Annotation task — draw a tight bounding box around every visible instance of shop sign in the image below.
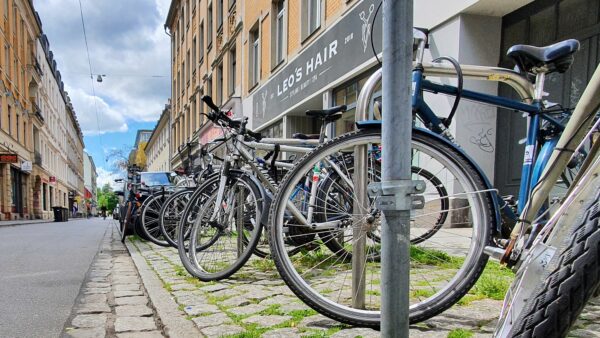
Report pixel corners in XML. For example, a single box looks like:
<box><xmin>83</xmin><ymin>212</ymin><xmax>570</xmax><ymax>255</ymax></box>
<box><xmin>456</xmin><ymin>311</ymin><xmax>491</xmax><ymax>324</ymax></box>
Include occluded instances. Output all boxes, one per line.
<box><xmin>0</xmin><ymin>153</ymin><xmax>18</xmax><ymax>163</ymax></box>
<box><xmin>21</xmin><ymin>161</ymin><xmax>32</xmax><ymax>172</ymax></box>
<box><xmin>200</xmin><ymin>125</ymin><xmax>223</xmax><ymax>144</ymax></box>
<box><xmin>49</xmin><ymin>176</ymin><xmax>56</xmax><ymax>183</ymax></box>
<box><xmin>251</xmin><ymin>0</ymin><xmax>382</xmax><ymax>128</ymax></box>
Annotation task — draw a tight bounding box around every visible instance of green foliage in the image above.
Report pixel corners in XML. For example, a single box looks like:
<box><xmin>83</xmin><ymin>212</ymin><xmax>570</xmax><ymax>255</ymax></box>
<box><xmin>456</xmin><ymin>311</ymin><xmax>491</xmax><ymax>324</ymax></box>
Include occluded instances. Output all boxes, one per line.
<box><xmin>97</xmin><ymin>183</ymin><xmax>118</xmax><ymax>212</ymax></box>
<box><xmin>447</xmin><ymin>329</ymin><xmax>474</xmax><ymax>338</ymax></box>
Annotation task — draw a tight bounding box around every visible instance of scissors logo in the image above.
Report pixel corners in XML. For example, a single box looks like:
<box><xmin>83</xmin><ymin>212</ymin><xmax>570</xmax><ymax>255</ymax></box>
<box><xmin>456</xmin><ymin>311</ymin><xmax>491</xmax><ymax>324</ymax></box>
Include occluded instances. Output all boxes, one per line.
<box><xmin>359</xmin><ymin>4</ymin><xmax>375</xmax><ymax>53</ymax></box>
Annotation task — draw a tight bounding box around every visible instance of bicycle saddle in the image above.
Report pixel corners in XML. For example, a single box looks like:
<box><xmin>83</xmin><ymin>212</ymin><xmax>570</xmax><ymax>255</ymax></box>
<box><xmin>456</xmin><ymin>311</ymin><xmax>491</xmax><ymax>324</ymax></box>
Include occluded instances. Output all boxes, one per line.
<box><xmin>292</xmin><ymin>133</ymin><xmax>320</xmax><ymax>140</ymax></box>
<box><xmin>305</xmin><ymin>105</ymin><xmax>347</xmax><ymax>121</ymax></box>
<box><xmin>507</xmin><ymin>39</ymin><xmax>579</xmax><ymax>74</ymax></box>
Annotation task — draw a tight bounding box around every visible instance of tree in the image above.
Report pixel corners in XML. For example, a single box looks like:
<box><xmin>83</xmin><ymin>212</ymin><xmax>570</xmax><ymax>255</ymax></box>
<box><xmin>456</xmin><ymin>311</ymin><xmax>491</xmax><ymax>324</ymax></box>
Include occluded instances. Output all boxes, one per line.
<box><xmin>134</xmin><ymin>141</ymin><xmax>147</xmax><ymax>170</ymax></box>
<box><xmin>97</xmin><ymin>183</ymin><xmax>118</xmax><ymax>212</ymax></box>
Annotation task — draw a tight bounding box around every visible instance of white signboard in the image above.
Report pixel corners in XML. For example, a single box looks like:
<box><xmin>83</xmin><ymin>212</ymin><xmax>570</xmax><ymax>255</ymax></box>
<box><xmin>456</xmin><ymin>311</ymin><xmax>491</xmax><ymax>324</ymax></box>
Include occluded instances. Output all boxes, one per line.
<box><xmin>21</xmin><ymin>161</ymin><xmax>32</xmax><ymax>172</ymax></box>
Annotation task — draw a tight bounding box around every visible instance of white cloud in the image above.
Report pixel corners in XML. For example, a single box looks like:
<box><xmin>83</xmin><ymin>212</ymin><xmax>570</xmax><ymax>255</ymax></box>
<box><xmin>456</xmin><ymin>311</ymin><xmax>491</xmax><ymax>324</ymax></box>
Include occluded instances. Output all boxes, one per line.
<box><xmin>96</xmin><ymin>167</ymin><xmax>125</xmax><ymax>191</ymax></box>
<box><xmin>34</xmin><ymin>0</ymin><xmax>172</xmax><ymax>132</ymax></box>
<box><xmin>67</xmin><ymin>87</ymin><xmax>128</xmax><ymax>135</ymax></box>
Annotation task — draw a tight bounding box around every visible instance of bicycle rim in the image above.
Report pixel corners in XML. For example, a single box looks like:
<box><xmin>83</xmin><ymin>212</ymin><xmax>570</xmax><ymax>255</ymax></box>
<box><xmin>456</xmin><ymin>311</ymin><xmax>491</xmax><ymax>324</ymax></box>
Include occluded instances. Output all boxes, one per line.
<box><xmin>269</xmin><ymin>129</ymin><xmax>493</xmax><ymax>327</ymax></box>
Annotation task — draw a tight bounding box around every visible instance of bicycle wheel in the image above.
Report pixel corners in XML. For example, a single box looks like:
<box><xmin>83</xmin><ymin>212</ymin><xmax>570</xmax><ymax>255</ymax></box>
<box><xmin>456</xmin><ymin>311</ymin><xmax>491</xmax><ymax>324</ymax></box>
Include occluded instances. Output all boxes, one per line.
<box><xmin>269</xmin><ymin>128</ymin><xmax>495</xmax><ymax>327</ymax></box>
<box><xmin>159</xmin><ymin>188</ymin><xmax>194</xmax><ymax>248</ymax></box>
<box><xmin>139</xmin><ymin>191</ymin><xmax>171</xmax><ymax>247</ymax></box>
<box><xmin>179</xmin><ymin>171</ymin><xmax>264</xmax><ymax>281</ymax></box>
<box><xmin>317</xmin><ymin>164</ymin><xmax>450</xmax><ymax>259</ymax></box>
<box><xmin>494</xmin><ymin>165</ymin><xmax>600</xmax><ymax>337</ymax></box>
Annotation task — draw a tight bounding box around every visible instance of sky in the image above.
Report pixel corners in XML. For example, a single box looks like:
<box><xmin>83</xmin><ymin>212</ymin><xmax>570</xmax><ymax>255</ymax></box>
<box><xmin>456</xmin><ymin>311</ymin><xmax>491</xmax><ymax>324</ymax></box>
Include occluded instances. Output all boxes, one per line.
<box><xmin>34</xmin><ymin>0</ymin><xmax>172</xmax><ymax>189</ymax></box>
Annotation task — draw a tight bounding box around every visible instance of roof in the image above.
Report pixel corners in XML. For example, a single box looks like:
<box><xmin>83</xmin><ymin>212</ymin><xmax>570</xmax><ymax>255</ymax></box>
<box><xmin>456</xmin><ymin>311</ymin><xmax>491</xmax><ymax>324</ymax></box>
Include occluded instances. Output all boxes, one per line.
<box><xmin>165</xmin><ymin>0</ymin><xmax>180</xmax><ymax>29</ymax></box>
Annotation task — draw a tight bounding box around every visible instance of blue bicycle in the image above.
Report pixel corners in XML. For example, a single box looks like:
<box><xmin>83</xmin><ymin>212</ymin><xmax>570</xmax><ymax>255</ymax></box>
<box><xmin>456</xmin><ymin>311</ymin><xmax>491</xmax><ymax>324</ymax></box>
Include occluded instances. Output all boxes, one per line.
<box><xmin>268</xmin><ymin>28</ymin><xmax>589</xmax><ymax>328</ymax></box>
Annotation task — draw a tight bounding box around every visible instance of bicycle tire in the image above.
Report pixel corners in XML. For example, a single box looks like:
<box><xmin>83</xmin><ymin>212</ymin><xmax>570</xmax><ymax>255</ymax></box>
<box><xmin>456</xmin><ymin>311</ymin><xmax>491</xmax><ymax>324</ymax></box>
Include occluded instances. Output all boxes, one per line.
<box><xmin>269</xmin><ymin>128</ymin><xmax>495</xmax><ymax>328</ymax></box>
<box><xmin>495</xmin><ymin>169</ymin><xmax>600</xmax><ymax>337</ymax></box>
<box><xmin>139</xmin><ymin>191</ymin><xmax>171</xmax><ymax>247</ymax></box>
<box><xmin>178</xmin><ymin>171</ymin><xmax>265</xmax><ymax>281</ymax></box>
<box><xmin>159</xmin><ymin>188</ymin><xmax>195</xmax><ymax>248</ymax></box>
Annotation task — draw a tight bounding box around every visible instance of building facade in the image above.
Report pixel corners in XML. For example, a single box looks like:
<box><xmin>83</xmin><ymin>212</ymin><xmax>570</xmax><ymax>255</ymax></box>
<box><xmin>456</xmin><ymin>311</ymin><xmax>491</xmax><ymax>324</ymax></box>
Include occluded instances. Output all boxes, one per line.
<box><xmin>165</xmin><ymin>0</ymin><xmax>599</xmax><ymax>197</ymax></box>
<box><xmin>146</xmin><ymin>104</ymin><xmax>171</xmax><ymax>172</ymax></box>
<box><xmin>0</xmin><ymin>0</ymin><xmax>41</xmax><ymax>220</ymax></box>
<box><xmin>128</xmin><ymin>129</ymin><xmax>153</xmax><ymax>170</ymax></box>
<box><xmin>165</xmin><ymin>0</ymin><xmax>243</xmax><ymax>170</ymax></box>
<box><xmin>83</xmin><ymin>152</ymin><xmax>97</xmax><ymax>216</ymax></box>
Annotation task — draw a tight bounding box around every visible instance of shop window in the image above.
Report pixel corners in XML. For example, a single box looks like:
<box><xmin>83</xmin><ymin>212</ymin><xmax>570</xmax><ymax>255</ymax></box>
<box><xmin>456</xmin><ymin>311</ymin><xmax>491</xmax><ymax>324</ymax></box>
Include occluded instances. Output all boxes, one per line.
<box><xmin>272</xmin><ymin>0</ymin><xmax>286</xmax><ymax>68</ymax></box>
<box><xmin>301</xmin><ymin>0</ymin><xmax>321</xmax><ymax>41</ymax></box>
<box><xmin>332</xmin><ymin>71</ymin><xmax>381</xmax><ymax>136</ymax></box>
<box><xmin>42</xmin><ymin>183</ymin><xmax>47</xmax><ymax>211</ymax></box>
<box><xmin>262</xmin><ymin>121</ymin><xmax>283</xmax><ymax>138</ymax></box>
<box><xmin>249</xmin><ymin>24</ymin><xmax>260</xmax><ymax>88</ymax></box>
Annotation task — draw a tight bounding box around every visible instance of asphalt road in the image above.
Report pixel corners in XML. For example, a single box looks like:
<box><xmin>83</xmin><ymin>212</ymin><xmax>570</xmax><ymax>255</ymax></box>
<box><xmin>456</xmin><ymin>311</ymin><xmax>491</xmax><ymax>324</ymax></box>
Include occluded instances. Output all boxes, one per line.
<box><xmin>0</xmin><ymin>218</ymin><xmax>109</xmax><ymax>338</ymax></box>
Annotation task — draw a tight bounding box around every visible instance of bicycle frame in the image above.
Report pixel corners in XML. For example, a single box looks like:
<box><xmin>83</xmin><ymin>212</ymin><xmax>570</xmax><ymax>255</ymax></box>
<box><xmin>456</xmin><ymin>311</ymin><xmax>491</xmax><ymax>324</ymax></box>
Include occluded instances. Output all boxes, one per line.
<box><xmin>412</xmin><ymin>68</ymin><xmax>563</xmax><ymax>215</ymax></box>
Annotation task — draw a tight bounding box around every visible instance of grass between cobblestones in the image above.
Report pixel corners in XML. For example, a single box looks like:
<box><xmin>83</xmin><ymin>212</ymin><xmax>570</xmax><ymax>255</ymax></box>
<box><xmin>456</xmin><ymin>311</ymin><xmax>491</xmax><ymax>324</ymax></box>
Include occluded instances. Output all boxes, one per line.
<box><xmin>130</xmin><ymin>237</ymin><xmax>513</xmax><ymax>337</ymax></box>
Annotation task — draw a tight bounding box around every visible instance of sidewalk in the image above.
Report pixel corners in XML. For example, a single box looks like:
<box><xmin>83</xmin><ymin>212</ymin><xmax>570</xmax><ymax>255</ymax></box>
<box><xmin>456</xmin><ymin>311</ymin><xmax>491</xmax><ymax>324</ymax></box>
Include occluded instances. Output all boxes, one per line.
<box><xmin>0</xmin><ymin>218</ymin><xmax>53</xmax><ymax>227</ymax></box>
<box><xmin>61</xmin><ymin>223</ymin><xmax>199</xmax><ymax>338</ymax></box>
<box><xmin>127</xmin><ymin>238</ymin><xmax>504</xmax><ymax>338</ymax></box>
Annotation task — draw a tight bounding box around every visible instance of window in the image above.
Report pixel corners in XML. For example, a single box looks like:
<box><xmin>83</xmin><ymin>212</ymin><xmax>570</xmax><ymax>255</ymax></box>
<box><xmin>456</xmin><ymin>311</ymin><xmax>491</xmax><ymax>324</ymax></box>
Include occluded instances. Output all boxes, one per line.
<box><xmin>229</xmin><ymin>48</ymin><xmax>236</xmax><ymax>95</ymax></box>
<box><xmin>15</xmin><ymin>114</ymin><xmax>19</xmax><ymax>141</ymax></box>
<box><xmin>249</xmin><ymin>26</ymin><xmax>260</xmax><ymax>87</ymax></box>
<box><xmin>207</xmin><ymin>75</ymin><xmax>213</xmax><ymax>100</ymax></box>
<box><xmin>180</xmin><ymin>9</ymin><xmax>184</xmax><ymax>41</ymax></box>
<box><xmin>192</xmin><ymin>37</ymin><xmax>196</xmax><ymax>68</ymax></box>
<box><xmin>217</xmin><ymin>0</ymin><xmax>223</xmax><ymax>32</ymax></box>
<box><xmin>5</xmin><ymin>45</ymin><xmax>10</xmax><ymax>77</ymax></box>
<box><xmin>229</xmin><ymin>0</ymin><xmax>236</xmax><ymax>10</ymax></box>
<box><xmin>7</xmin><ymin>105</ymin><xmax>11</xmax><ymax>135</ymax></box>
<box><xmin>3</xmin><ymin>0</ymin><xmax>7</xmax><ymax>17</ymax></box>
<box><xmin>186</xmin><ymin>50</ymin><xmax>190</xmax><ymax>86</ymax></box>
<box><xmin>191</xmin><ymin>97</ymin><xmax>196</xmax><ymax>133</ymax></box>
<box><xmin>207</xmin><ymin>3</ymin><xmax>213</xmax><ymax>48</ymax></box>
<box><xmin>216</xmin><ymin>63</ymin><xmax>223</xmax><ymax>105</ymax></box>
<box><xmin>302</xmin><ymin>0</ymin><xmax>321</xmax><ymax>40</ymax></box>
<box><xmin>199</xmin><ymin>22</ymin><xmax>205</xmax><ymax>63</ymax></box>
<box><xmin>273</xmin><ymin>0</ymin><xmax>286</xmax><ymax>66</ymax></box>
<box><xmin>199</xmin><ymin>88</ymin><xmax>205</xmax><ymax>125</ymax></box>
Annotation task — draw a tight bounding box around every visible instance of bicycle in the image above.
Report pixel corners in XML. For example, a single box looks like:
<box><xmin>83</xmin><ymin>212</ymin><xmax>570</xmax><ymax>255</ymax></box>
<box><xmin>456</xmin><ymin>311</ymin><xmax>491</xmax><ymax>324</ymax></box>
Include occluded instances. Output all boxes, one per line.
<box><xmin>158</xmin><ymin>141</ymin><xmax>222</xmax><ymax>249</ymax></box>
<box><xmin>176</xmin><ymin>95</ymin><xmax>325</xmax><ymax>281</ymax></box>
<box><xmin>268</xmin><ymin>28</ymin><xmax>594</xmax><ymax>328</ymax></box>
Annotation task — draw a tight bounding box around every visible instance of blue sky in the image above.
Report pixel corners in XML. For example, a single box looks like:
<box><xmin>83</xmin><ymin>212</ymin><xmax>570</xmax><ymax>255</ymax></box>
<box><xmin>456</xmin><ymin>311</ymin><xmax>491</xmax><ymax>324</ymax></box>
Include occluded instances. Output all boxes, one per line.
<box><xmin>34</xmin><ymin>0</ymin><xmax>171</xmax><ymax>187</ymax></box>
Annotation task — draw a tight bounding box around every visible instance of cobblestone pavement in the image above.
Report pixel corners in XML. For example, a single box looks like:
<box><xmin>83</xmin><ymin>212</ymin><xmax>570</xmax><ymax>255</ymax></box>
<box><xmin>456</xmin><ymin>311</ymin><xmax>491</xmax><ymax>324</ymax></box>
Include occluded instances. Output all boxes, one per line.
<box><xmin>130</xmin><ymin>238</ymin><xmax>507</xmax><ymax>338</ymax></box>
<box><xmin>61</xmin><ymin>225</ymin><xmax>165</xmax><ymax>338</ymax></box>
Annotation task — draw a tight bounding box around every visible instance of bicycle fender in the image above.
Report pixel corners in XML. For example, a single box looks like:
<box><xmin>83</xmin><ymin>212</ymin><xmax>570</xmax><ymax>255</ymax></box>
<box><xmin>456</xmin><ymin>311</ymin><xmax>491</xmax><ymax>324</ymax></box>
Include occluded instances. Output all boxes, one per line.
<box><xmin>355</xmin><ymin>120</ymin><xmax>502</xmax><ymax>232</ymax></box>
<box><xmin>229</xmin><ymin>169</ymin><xmax>272</xmax><ymax>227</ymax></box>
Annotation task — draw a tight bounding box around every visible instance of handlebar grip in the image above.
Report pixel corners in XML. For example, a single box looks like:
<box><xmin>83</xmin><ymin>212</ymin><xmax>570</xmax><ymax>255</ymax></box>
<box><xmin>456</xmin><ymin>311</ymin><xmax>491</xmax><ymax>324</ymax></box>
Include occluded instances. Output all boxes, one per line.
<box><xmin>201</xmin><ymin>95</ymin><xmax>220</xmax><ymax>112</ymax></box>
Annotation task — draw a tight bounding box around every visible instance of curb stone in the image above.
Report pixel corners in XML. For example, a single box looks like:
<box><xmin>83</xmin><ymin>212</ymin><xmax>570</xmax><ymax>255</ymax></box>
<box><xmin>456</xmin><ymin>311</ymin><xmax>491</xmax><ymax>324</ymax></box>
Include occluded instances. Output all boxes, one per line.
<box><xmin>125</xmin><ymin>240</ymin><xmax>202</xmax><ymax>338</ymax></box>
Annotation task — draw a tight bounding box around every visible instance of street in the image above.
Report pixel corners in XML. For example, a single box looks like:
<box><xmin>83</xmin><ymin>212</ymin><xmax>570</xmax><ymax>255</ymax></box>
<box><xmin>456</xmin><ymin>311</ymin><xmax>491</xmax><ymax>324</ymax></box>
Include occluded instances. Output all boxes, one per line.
<box><xmin>0</xmin><ymin>218</ymin><xmax>109</xmax><ymax>338</ymax></box>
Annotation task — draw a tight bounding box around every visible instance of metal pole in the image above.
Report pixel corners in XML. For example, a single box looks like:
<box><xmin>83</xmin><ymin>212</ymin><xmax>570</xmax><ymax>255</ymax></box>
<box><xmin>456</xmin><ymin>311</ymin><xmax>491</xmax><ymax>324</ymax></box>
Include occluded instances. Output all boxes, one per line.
<box><xmin>381</xmin><ymin>0</ymin><xmax>413</xmax><ymax>336</ymax></box>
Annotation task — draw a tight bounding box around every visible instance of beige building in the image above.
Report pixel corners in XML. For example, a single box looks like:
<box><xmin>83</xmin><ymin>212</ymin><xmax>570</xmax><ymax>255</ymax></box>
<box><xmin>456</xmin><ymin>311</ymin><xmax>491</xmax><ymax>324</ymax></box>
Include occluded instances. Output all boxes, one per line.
<box><xmin>165</xmin><ymin>0</ymin><xmax>243</xmax><ymax>169</ymax></box>
<box><xmin>31</xmin><ymin>35</ymin><xmax>83</xmax><ymax>219</ymax></box>
<box><xmin>146</xmin><ymin>104</ymin><xmax>171</xmax><ymax>172</ymax></box>
<box><xmin>0</xmin><ymin>0</ymin><xmax>41</xmax><ymax>220</ymax></box>
<box><xmin>165</xmin><ymin>0</ymin><xmax>600</xmax><ymax>198</ymax></box>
